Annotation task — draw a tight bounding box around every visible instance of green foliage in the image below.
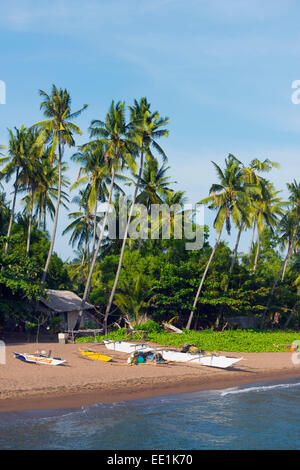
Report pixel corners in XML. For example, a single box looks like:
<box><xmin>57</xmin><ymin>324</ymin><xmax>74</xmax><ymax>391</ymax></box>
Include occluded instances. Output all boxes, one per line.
<box><xmin>134</xmin><ymin>320</ymin><xmax>163</xmax><ymax>333</ymax></box>
<box><xmin>0</xmin><ymin>234</ymin><xmax>46</xmax><ymax>325</ymax></box>
<box><xmin>75</xmin><ymin>327</ymin><xmax>300</xmax><ymax>352</ymax></box>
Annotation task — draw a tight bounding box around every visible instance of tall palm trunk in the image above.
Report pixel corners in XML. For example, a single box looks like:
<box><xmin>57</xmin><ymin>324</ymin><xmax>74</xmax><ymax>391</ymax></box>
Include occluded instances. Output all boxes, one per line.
<box><xmin>246</xmin><ymin>217</ymin><xmax>256</xmax><ymax>266</ymax></box>
<box><xmin>37</xmin><ymin>205</ymin><xmax>41</xmax><ymax>230</ymax></box>
<box><xmin>4</xmin><ymin>167</ymin><xmax>19</xmax><ymax>254</ymax></box>
<box><xmin>253</xmin><ymin>226</ymin><xmax>260</xmax><ymax>271</ymax></box>
<box><xmin>186</xmin><ymin>223</ymin><xmax>224</xmax><ymax>330</ymax></box>
<box><xmin>41</xmin><ymin>139</ymin><xmax>62</xmax><ymax>284</ymax></box>
<box><xmin>26</xmin><ymin>187</ymin><xmax>35</xmax><ymax>255</ymax></box>
<box><xmin>225</xmin><ymin>222</ymin><xmax>243</xmax><ymax>292</ymax></box>
<box><xmin>103</xmin><ymin>152</ymin><xmax>144</xmax><ymax>333</ymax></box>
<box><xmin>78</xmin><ymin>234</ymin><xmax>89</xmax><ymax>293</ymax></box>
<box><xmin>284</xmin><ymin>301</ymin><xmax>298</xmax><ymax>329</ymax></box>
<box><xmin>43</xmin><ymin>200</ymin><xmax>47</xmax><ymax>232</ymax></box>
<box><xmin>91</xmin><ymin>201</ymin><xmax>98</xmax><ymax>258</ymax></box>
<box><xmin>281</xmin><ymin>240</ymin><xmax>292</xmax><ymax>281</ymax></box>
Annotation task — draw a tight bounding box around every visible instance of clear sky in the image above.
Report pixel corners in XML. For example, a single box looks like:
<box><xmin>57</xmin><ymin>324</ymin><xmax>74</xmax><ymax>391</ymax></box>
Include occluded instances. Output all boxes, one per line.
<box><xmin>0</xmin><ymin>0</ymin><xmax>299</xmax><ymax>260</ymax></box>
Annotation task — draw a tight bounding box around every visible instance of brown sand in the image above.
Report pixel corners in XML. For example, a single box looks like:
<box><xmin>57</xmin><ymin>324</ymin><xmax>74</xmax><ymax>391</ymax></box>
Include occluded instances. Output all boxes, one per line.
<box><xmin>1</xmin><ymin>341</ymin><xmax>300</xmax><ymax>413</ymax></box>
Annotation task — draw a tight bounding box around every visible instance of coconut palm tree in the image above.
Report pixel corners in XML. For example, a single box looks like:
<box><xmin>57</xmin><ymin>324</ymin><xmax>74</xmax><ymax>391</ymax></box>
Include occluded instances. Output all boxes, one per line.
<box><xmin>223</xmin><ymin>155</ymin><xmax>274</xmax><ymax>291</ymax></box>
<box><xmin>75</xmin><ymin>100</ymin><xmax>137</xmax><ymax>329</ymax></box>
<box><xmin>262</xmin><ymin>180</ymin><xmax>300</xmax><ymax>321</ymax></box>
<box><xmin>16</xmin><ymin>128</ymin><xmax>45</xmax><ymax>254</ymax></box>
<box><xmin>186</xmin><ymin>155</ymin><xmax>249</xmax><ymax>330</ymax></box>
<box><xmin>136</xmin><ymin>158</ymin><xmax>174</xmax><ymax>209</ymax></box>
<box><xmin>241</xmin><ymin>158</ymin><xmax>280</xmax><ymax>265</ymax></box>
<box><xmin>0</xmin><ymin>145</ymin><xmax>7</xmax><ymax>182</ymax></box>
<box><xmin>71</xmin><ymin>141</ymin><xmax>126</xmax><ymax>258</ymax></box>
<box><xmin>278</xmin><ymin>211</ymin><xmax>299</xmax><ymax>281</ymax></box>
<box><xmin>1</xmin><ymin>126</ymin><xmax>28</xmax><ymax>254</ymax></box>
<box><xmin>32</xmin><ymin>84</ymin><xmax>87</xmax><ymax>283</ymax></box>
<box><xmin>103</xmin><ymin>98</ymin><xmax>169</xmax><ymax>332</ymax></box>
<box><xmin>62</xmin><ymin>192</ymin><xmax>97</xmax><ymax>293</ymax></box>
<box><xmin>251</xmin><ymin>179</ymin><xmax>287</xmax><ymax>271</ymax></box>
<box><xmin>113</xmin><ymin>274</ymin><xmax>152</xmax><ymax>328</ymax></box>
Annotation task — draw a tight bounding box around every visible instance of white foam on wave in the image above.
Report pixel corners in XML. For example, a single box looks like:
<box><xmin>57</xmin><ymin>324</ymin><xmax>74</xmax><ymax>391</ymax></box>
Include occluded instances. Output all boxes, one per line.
<box><xmin>220</xmin><ymin>381</ymin><xmax>300</xmax><ymax>397</ymax></box>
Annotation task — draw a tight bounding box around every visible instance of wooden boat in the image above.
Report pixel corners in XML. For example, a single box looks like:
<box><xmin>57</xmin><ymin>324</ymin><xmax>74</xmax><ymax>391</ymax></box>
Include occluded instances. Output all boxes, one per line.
<box><xmin>14</xmin><ymin>352</ymin><xmax>66</xmax><ymax>366</ymax></box>
<box><xmin>103</xmin><ymin>339</ymin><xmax>150</xmax><ymax>354</ymax></box>
<box><xmin>78</xmin><ymin>348</ymin><xmax>113</xmax><ymax>362</ymax></box>
<box><xmin>160</xmin><ymin>350</ymin><xmax>243</xmax><ymax>369</ymax></box>
<box><xmin>103</xmin><ymin>340</ymin><xmax>242</xmax><ymax>369</ymax></box>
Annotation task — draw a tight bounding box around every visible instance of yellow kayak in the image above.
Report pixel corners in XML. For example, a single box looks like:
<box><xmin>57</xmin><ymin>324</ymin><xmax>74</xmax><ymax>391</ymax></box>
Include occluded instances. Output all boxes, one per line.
<box><xmin>78</xmin><ymin>348</ymin><xmax>113</xmax><ymax>362</ymax></box>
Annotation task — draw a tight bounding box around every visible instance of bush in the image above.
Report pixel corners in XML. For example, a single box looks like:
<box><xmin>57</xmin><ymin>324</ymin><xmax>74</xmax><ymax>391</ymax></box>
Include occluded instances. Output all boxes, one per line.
<box><xmin>134</xmin><ymin>320</ymin><xmax>162</xmax><ymax>333</ymax></box>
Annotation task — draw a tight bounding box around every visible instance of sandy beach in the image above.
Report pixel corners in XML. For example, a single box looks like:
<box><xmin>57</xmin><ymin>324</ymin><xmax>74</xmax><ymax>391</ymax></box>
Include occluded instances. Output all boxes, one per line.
<box><xmin>1</xmin><ymin>340</ymin><xmax>300</xmax><ymax>413</ymax></box>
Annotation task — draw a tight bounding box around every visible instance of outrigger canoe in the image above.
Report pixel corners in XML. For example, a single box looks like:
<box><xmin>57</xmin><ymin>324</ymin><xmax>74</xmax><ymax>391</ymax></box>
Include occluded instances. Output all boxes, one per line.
<box><xmin>78</xmin><ymin>348</ymin><xmax>113</xmax><ymax>362</ymax></box>
<box><xmin>160</xmin><ymin>350</ymin><xmax>243</xmax><ymax>369</ymax></box>
<box><xmin>14</xmin><ymin>352</ymin><xmax>66</xmax><ymax>366</ymax></box>
<box><xmin>103</xmin><ymin>340</ymin><xmax>242</xmax><ymax>369</ymax></box>
<box><xmin>103</xmin><ymin>340</ymin><xmax>150</xmax><ymax>354</ymax></box>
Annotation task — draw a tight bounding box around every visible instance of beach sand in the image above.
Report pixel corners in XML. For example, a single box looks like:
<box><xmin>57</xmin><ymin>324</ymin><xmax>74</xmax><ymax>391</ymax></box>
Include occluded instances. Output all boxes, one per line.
<box><xmin>1</xmin><ymin>341</ymin><xmax>300</xmax><ymax>413</ymax></box>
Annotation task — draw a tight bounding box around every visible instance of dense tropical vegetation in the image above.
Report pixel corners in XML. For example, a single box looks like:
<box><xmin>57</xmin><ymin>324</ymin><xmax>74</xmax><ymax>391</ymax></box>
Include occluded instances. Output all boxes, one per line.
<box><xmin>0</xmin><ymin>85</ymin><xmax>299</xmax><ymax>340</ymax></box>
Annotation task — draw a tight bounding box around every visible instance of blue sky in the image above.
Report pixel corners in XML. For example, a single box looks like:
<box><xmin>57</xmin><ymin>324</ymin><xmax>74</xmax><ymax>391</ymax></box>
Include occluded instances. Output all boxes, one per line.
<box><xmin>0</xmin><ymin>0</ymin><xmax>299</xmax><ymax>260</ymax></box>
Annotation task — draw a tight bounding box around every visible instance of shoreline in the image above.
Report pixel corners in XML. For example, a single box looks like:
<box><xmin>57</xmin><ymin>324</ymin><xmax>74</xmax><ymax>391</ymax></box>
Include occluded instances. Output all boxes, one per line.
<box><xmin>1</xmin><ymin>369</ymin><xmax>300</xmax><ymax>414</ymax></box>
<box><xmin>1</xmin><ymin>342</ymin><xmax>300</xmax><ymax>414</ymax></box>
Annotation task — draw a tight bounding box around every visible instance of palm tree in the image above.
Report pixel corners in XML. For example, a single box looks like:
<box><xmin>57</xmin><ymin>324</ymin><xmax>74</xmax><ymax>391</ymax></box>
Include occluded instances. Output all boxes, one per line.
<box><xmin>186</xmin><ymin>155</ymin><xmax>249</xmax><ymax>330</ymax></box>
<box><xmin>76</xmin><ymin>100</ymin><xmax>137</xmax><ymax>328</ymax></box>
<box><xmin>150</xmin><ymin>189</ymin><xmax>187</xmax><ymax>243</ymax></box>
<box><xmin>71</xmin><ymin>141</ymin><xmax>125</xmax><ymax>258</ymax></box>
<box><xmin>136</xmin><ymin>158</ymin><xmax>174</xmax><ymax>209</ymax></box>
<box><xmin>278</xmin><ymin>211</ymin><xmax>299</xmax><ymax>281</ymax></box>
<box><xmin>103</xmin><ymin>98</ymin><xmax>169</xmax><ymax>333</ymax></box>
<box><xmin>0</xmin><ymin>145</ymin><xmax>7</xmax><ymax>181</ymax></box>
<box><xmin>223</xmin><ymin>156</ymin><xmax>276</xmax><ymax>291</ymax></box>
<box><xmin>32</xmin><ymin>84</ymin><xmax>87</xmax><ymax>283</ymax></box>
<box><xmin>251</xmin><ymin>179</ymin><xmax>287</xmax><ymax>271</ymax></box>
<box><xmin>113</xmin><ymin>274</ymin><xmax>152</xmax><ymax>328</ymax></box>
<box><xmin>17</xmin><ymin>128</ymin><xmax>45</xmax><ymax>254</ymax></box>
<box><xmin>1</xmin><ymin>126</ymin><xmax>28</xmax><ymax>254</ymax></box>
<box><xmin>242</xmin><ymin>158</ymin><xmax>280</xmax><ymax>265</ymax></box>
<box><xmin>263</xmin><ymin>180</ymin><xmax>300</xmax><ymax>321</ymax></box>
<box><xmin>62</xmin><ymin>192</ymin><xmax>96</xmax><ymax>292</ymax></box>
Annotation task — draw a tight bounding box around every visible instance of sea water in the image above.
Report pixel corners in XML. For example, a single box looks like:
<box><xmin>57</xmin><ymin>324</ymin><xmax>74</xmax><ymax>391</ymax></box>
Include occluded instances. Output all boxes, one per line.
<box><xmin>0</xmin><ymin>378</ymin><xmax>300</xmax><ymax>450</ymax></box>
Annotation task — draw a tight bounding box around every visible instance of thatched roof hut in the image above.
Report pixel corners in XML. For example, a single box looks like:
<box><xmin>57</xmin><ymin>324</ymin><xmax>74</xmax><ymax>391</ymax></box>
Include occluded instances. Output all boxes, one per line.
<box><xmin>37</xmin><ymin>289</ymin><xmax>96</xmax><ymax>330</ymax></box>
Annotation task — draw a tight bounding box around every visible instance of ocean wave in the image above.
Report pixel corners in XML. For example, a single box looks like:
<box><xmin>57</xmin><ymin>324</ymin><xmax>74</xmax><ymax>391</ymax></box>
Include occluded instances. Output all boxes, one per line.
<box><xmin>220</xmin><ymin>380</ymin><xmax>300</xmax><ymax>396</ymax></box>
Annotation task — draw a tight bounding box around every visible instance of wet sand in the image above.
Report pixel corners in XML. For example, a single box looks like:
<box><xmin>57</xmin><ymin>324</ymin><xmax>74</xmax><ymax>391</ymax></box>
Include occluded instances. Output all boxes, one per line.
<box><xmin>1</xmin><ymin>341</ymin><xmax>300</xmax><ymax>413</ymax></box>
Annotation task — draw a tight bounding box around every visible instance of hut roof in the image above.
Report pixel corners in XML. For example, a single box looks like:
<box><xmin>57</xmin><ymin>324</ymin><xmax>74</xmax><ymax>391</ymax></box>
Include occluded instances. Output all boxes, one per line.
<box><xmin>39</xmin><ymin>289</ymin><xmax>95</xmax><ymax>313</ymax></box>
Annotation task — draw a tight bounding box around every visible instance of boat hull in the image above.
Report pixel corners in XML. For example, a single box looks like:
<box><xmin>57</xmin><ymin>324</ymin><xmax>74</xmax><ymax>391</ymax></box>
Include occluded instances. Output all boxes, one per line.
<box><xmin>103</xmin><ymin>341</ymin><xmax>242</xmax><ymax>369</ymax></box>
<box><xmin>103</xmin><ymin>340</ymin><xmax>150</xmax><ymax>354</ymax></box>
<box><xmin>14</xmin><ymin>352</ymin><xmax>66</xmax><ymax>366</ymax></box>
<box><xmin>160</xmin><ymin>350</ymin><xmax>243</xmax><ymax>368</ymax></box>
<box><xmin>78</xmin><ymin>348</ymin><xmax>113</xmax><ymax>362</ymax></box>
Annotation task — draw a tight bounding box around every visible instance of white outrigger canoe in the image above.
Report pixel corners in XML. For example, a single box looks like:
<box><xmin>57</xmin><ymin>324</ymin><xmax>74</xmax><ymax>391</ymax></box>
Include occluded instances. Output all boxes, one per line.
<box><xmin>159</xmin><ymin>350</ymin><xmax>243</xmax><ymax>369</ymax></box>
<box><xmin>103</xmin><ymin>340</ymin><xmax>242</xmax><ymax>369</ymax></box>
<box><xmin>103</xmin><ymin>340</ymin><xmax>150</xmax><ymax>354</ymax></box>
<box><xmin>14</xmin><ymin>352</ymin><xmax>66</xmax><ymax>366</ymax></box>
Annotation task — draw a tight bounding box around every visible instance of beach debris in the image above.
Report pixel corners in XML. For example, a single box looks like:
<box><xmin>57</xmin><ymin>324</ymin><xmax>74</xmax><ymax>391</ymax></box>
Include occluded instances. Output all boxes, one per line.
<box><xmin>274</xmin><ymin>343</ymin><xmax>300</xmax><ymax>352</ymax></box>
<box><xmin>180</xmin><ymin>343</ymin><xmax>204</xmax><ymax>354</ymax></box>
<box><xmin>162</xmin><ymin>322</ymin><xmax>183</xmax><ymax>334</ymax></box>
<box><xmin>78</xmin><ymin>348</ymin><xmax>113</xmax><ymax>362</ymax></box>
<box><xmin>13</xmin><ymin>351</ymin><xmax>66</xmax><ymax>366</ymax></box>
<box><xmin>127</xmin><ymin>350</ymin><xmax>165</xmax><ymax>365</ymax></box>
